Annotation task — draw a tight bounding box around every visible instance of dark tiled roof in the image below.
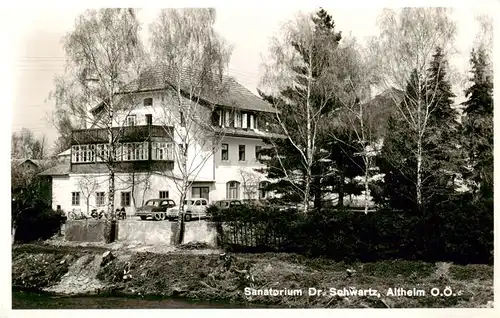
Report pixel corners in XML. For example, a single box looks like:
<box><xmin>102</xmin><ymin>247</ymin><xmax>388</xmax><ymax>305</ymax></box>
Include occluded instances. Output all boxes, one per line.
<box><xmin>92</xmin><ymin>66</ymin><xmax>276</xmax><ymax>114</ymax></box>
<box><xmin>38</xmin><ymin>163</ymin><xmax>70</xmax><ymax>176</ymax></box>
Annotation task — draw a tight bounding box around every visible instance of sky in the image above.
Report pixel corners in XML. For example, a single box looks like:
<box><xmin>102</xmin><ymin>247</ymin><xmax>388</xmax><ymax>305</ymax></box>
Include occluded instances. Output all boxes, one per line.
<box><xmin>7</xmin><ymin>3</ymin><xmax>496</xmax><ymax>154</ymax></box>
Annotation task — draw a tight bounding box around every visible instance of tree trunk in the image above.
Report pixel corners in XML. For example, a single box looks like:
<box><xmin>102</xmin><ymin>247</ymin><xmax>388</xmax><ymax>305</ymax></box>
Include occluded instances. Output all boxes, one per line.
<box><xmin>108</xmin><ymin>171</ymin><xmax>115</xmax><ymax>219</ymax></box>
<box><xmin>107</xmin><ymin>94</ymin><xmax>116</xmax><ymax>221</ymax></box>
<box><xmin>302</xmin><ymin>55</ymin><xmax>313</xmax><ymax>214</ymax></box>
<box><xmin>176</xmin><ymin>183</ymin><xmax>187</xmax><ymax>245</ymax></box>
<box><xmin>131</xmin><ymin>172</ymin><xmax>136</xmax><ymax>214</ymax></box>
<box><xmin>303</xmin><ymin>169</ymin><xmax>311</xmax><ymax>213</ymax></box>
<box><xmin>416</xmin><ymin>137</ymin><xmax>423</xmax><ymax>212</ymax></box>
<box><xmin>313</xmin><ymin>175</ymin><xmax>322</xmax><ymax>212</ymax></box>
<box><xmin>338</xmin><ymin>166</ymin><xmax>345</xmax><ymax>208</ymax></box>
<box><xmin>364</xmin><ymin>161</ymin><xmax>370</xmax><ymax>214</ymax></box>
<box><xmin>106</xmin><ymin>94</ymin><xmax>116</xmax><ymax>243</ymax></box>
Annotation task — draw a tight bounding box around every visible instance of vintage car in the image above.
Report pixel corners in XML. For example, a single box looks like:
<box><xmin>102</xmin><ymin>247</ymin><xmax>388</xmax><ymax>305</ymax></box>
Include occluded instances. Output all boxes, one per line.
<box><xmin>166</xmin><ymin>198</ymin><xmax>209</xmax><ymax>221</ymax></box>
<box><xmin>213</xmin><ymin>199</ymin><xmax>243</xmax><ymax>210</ymax></box>
<box><xmin>135</xmin><ymin>199</ymin><xmax>177</xmax><ymax>221</ymax></box>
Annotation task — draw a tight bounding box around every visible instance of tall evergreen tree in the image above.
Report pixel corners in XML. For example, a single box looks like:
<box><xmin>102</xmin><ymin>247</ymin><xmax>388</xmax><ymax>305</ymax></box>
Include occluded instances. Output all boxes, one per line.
<box><xmin>461</xmin><ymin>47</ymin><xmax>493</xmax><ymax>199</ymax></box>
<box><xmin>258</xmin><ymin>8</ymin><xmax>343</xmax><ymax>211</ymax></box>
<box><xmin>373</xmin><ymin>48</ymin><xmax>459</xmax><ymax>212</ymax></box>
<box><xmin>423</xmin><ymin>47</ymin><xmax>459</xmax><ymax>202</ymax></box>
<box><xmin>372</xmin><ymin>72</ymin><xmax>420</xmax><ymax>211</ymax></box>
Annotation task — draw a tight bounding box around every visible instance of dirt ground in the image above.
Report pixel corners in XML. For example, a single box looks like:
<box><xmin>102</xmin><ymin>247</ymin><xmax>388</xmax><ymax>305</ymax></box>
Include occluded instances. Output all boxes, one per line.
<box><xmin>12</xmin><ymin>241</ymin><xmax>494</xmax><ymax>308</ymax></box>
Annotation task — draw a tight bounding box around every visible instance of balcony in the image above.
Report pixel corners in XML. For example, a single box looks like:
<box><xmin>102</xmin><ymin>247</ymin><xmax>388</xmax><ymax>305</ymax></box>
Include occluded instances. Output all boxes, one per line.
<box><xmin>71</xmin><ymin>125</ymin><xmax>173</xmax><ymax>145</ymax></box>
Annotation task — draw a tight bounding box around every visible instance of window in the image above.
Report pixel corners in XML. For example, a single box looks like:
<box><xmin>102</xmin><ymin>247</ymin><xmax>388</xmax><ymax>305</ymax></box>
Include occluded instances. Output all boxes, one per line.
<box><xmin>72</xmin><ymin>145</ymin><xmax>96</xmax><ymax>163</ymax></box>
<box><xmin>242</xmin><ymin>113</ymin><xmax>248</xmax><ymax>129</ymax></box>
<box><xmin>123</xmin><ymin>143</ymin><xmax>131</xmax><ymax>160</ymax></box>
<box><xmin>144</xmin><ymin>98</ymin><xmax>153</xmax><ymax>106</ymax></box>
<box><xmin>72</xmin><ymin>145</ymin><xmax>80</xmax><ymax>163</ymax></box>
<box><xmin>72</xmin><ymin>192</ymin><xmax>80</xmax><ymax>206</ymax></box>
<box><xmin>226</xmin><ymin>181</ymin><xmax>240</xmax><ymax>200</ymax></box>
<box><xmin>249</xmin><ymin>114</ymin><xmax>255</xmax><ymax>129</ymax></box>
<box><xmin>152</xmin><ymin>142</ymin><xmax>173</xmax><ymax>160</ymax></box>
<box><xmin>179</xmin><ymin>143</ymin><xmax>188</xmax><ymax>158</ymax></box>
<box><xmin>88</xmin><ymin>144</ymin><xmax>95</xmax><ymax>162</ymax></box>
<box><xmin>192</xmin><ymin>187</ymin><xmax>209</xmax><ymax>200</ymax></box>
<box><xmin>96</xmin><ymin>192</ymin><xmax>105</xmax><ymax>206</ymax></box>
<box><xmin>81</xmin><ymin>145</ymin><xmax>88</xmax><ymax>162</ymax></box>
<box><xmin>225</xmin><ymin>110</ymin><xmax>231</xmax><ymax>127</ymax></box>
<box><xmin>145</xmin><ymin>114</ymin><xmax>153</xmax><ymax>125</ymax></box>
<box><xmin>180</xmin><ymin>111</ymin><xmax>186</xmax><ymax>127</ymax></box>
<box><xmin>211</xmin><ymin>110</ymin><xmax>221</xmax><ymax>126</ymax></box>
<box><xmin>121</xmin><ymin>192</ymin><xmax>131</xmax><ymax>207</ymax></box>
<box><xmin>255</xmin><ymin>145</ymin><xmax>262</xmax><ymax>160</ymax></box>
<box><xmin>96</xmin><ymin>144</ymin><xmax>109</xmax><ymax>162</ymax></box>
<box><xmin>259</xmin><ymin>181</ymin><xmax>270</xmax><ymax>200</ymax></box>
<box><xmin>138</xmin><ymin>142</ymin><xmax>148</xmax><ymax>160</ymax></box>
<box><xmin>159</xmin><ymin>191</ymin><xmax>169</xmax><ymax>199</ymax></box>
<box><xmin>126</xmin><ymin>115</ymin><xmax>136</xmax><ymax>126</ymax></box>
<box><xmin>221</xmin><ymin>144</ymin><xmax>228</xmax><ymax>161</ymax></box>
<box><xmin>234</xmin><ymin>111</ymin><xmax>242</xmax><ymax>128</ymax></box>
<box><xmin>239</xmin><ymin>145</ymin><xmax>245</xmax><ymax>161</ymax></box>
<box><xmin>118</xmin><ymin>142</ymin><xmax>149</xmax><ymax>161</ymax></box>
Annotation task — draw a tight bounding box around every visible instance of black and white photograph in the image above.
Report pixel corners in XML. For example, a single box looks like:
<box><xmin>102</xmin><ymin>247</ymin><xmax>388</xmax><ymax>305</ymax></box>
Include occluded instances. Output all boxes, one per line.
<box><xmin>5</xmin><ymin>1</ymin><xmax>496</xmax><ymax>313</ymax></box>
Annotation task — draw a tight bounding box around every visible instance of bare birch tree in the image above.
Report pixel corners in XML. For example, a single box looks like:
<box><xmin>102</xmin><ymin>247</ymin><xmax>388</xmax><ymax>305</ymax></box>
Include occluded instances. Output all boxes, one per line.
<box><xmin>329</xmin><ymin>37</ymin><xmax>379</xmax><ymax>213</ymax></box>
<box><xmin>53</xmin><ymin>9</ymin><xmax>146</xmax><ymax>227</ymax></box>
<box><xmin>149</xmin><ymin>8</ymin><xmax>232</xmax><ymax>244</ymax></box>
<box><xmin>369</xmin><ymin>8</ymin><xmax>457</xmax><ymax>211</ymax></box>
<box><xmin>239</xmin><ymin>168</ymin><xmax>262</xmax><ymax>200</ymax></box>
<box><xmin>260</xmin><ymin>10</ymin><xmax>343</xmax><ymax>213</ymax></box>
<box><xmin>77</xmin><ymin>175</ymin><xmax>99</xmax><ymax>215</ymax></box>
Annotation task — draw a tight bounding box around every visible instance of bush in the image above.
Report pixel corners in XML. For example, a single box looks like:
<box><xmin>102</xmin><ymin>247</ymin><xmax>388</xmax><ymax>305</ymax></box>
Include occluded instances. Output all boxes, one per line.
<box><xmin>212</xmin><ymin>197</ymin><xmax>493</xmax><ymax>264</ymax></box>
<box><xmin>14</xmin><ymin>203</ymin><xmax>66</xmax><ymax>243</ymax></box>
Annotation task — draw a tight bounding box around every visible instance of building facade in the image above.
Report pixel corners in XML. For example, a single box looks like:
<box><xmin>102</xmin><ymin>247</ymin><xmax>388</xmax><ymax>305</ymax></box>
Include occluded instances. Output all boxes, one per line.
<box><xmin>41</xmin><ymin>73</ymin><xmax>281</xmax><ymax>215</ymax></box>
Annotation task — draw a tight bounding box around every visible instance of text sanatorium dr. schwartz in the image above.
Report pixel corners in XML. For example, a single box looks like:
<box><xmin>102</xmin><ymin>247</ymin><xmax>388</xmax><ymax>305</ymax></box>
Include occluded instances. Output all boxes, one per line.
<box><xmin>244</xmin><ymin>287</ymin><xmax>430</xmax><ymax>298</ymax></box>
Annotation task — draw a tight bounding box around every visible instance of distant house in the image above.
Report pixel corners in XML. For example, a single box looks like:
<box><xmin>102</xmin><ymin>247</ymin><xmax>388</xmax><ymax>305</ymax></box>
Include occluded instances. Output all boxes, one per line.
<box><xmin>12</xmin><ymin>158</ymin><xmax>54</xmax><ymax>207</ymax></box>
<box><xmin>40</xmin><ymin>69</ymin><xmax>283</xmax><ymax>215</ymax></box>
<box><xmin>11</xmin><ymin>158</ymin><xmax>52</xmax><ymax>172</ymax></box>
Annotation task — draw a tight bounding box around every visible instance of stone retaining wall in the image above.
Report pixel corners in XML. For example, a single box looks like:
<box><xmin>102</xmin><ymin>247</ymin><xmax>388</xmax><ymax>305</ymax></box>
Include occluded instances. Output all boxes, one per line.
<box><xmin>64</xmin><ymin>219</ymin><xmax>218</xmax><ymax>246</ymax></box>
<box><xmin>64</xmin><ymin>220</ymin><xmax>107</xmax><ymax>242</ymax></box>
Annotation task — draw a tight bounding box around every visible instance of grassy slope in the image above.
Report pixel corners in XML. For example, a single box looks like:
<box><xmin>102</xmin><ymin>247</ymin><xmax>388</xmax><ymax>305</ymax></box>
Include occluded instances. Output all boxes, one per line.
<box><xmin>12</xmin><ymin>244</ymin><xmax>493</xmax><ymax>308</ymax></box>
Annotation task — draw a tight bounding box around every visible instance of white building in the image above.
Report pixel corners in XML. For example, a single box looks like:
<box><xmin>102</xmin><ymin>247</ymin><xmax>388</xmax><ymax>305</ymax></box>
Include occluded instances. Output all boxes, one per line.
<box><xmin>40</xmin><ymin>69</ymin><xmax>282</xmax><ymax>215</ymax></box>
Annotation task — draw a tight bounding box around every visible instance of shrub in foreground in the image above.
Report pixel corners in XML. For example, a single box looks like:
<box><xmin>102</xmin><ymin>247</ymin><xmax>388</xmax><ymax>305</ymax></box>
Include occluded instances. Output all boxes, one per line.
<box><xmin>14</xmin><ymin>203</ymin><xmax>66</xmax><ymax>243</ymax></box>
<box><xmin>211</xmin><ymin>197</ymin><xmax>493</xmax><ymax>264</ymax></box>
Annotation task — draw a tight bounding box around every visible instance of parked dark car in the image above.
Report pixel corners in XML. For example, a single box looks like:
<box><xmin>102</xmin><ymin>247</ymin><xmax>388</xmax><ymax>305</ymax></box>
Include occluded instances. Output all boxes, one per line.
<box><xmin>135</xmin><ymin>199</ymin><xmax>176</xmax><ymax>221</ymax></box>
<box><xmin>213</xmin><ymin>199</ymin><xmax>243</xmax><ymax>210</ymax></box>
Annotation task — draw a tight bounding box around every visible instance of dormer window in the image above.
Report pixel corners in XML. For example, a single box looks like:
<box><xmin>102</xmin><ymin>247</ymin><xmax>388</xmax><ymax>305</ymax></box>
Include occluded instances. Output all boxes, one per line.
<box><xmin>143</xmin><ymin>98</ymin><xmax>153</xmax><ymax>106</ymax></box>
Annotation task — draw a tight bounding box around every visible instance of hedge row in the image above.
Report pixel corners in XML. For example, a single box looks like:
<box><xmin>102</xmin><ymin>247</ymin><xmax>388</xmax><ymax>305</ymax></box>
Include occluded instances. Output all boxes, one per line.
<box><xmin>208</xmin><ymin>196</ymin><xmax>493</xmax><ymax>264</ymax></box>
<box><xmin>13</xmin><ymin>204</ymin><xmax>66</xmax><ymax>243</ymax></box>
